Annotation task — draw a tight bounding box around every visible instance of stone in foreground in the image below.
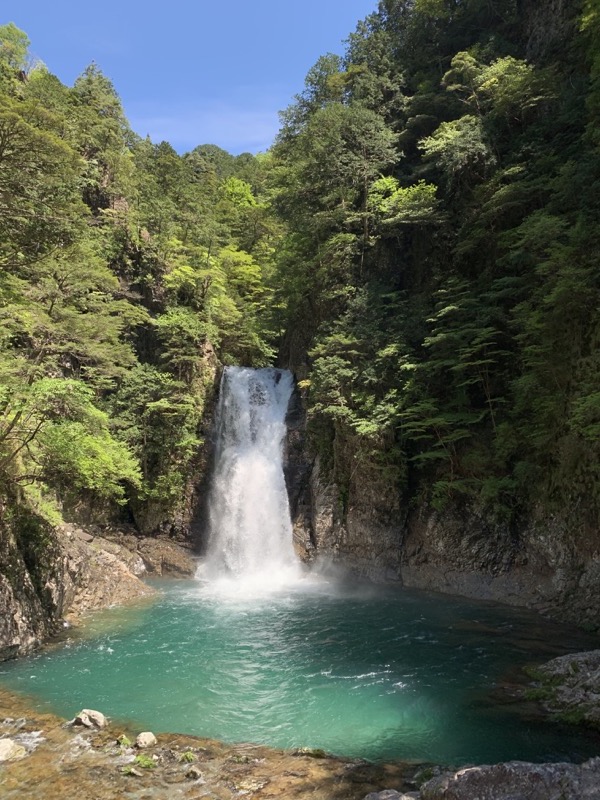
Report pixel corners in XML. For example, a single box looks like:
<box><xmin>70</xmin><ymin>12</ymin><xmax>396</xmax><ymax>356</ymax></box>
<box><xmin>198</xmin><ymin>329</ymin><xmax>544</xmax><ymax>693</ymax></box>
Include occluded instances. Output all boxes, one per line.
<box><xmin>136</xmin><ymin>731</ymin><xmax>157</xmax><ymax>748</ymax></box>
<box><xmin>74</xmin><ymin>709</ymin><xmax>107</xmax><ymax>729</ymax></box>
<box><xmin>420</xmin><ymin>758</ymin><xmax>600</xmax><ymax>799</ymax></box>
<box><xmin>0</xmin><ymin>738</ymin><xmax>27</xmax><ymax>761</ymax></box>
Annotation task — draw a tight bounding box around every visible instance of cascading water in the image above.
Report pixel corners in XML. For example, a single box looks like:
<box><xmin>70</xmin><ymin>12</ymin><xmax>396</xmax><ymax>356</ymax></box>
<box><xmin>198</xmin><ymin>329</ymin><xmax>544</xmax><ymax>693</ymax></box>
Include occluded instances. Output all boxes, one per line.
<box><xmin>200</xmin><ymin>366</ymin><xmax>301</xmax><ymax>591</ymax></box>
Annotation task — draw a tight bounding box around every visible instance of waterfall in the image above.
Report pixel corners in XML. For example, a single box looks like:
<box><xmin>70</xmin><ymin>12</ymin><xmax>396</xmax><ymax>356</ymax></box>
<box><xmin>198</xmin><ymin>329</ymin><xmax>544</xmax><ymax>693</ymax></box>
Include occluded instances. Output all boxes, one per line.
<box><xmin>201</xmin><ymin>366</ymin><xmax>300</xmax><ymax>590</ymax></box>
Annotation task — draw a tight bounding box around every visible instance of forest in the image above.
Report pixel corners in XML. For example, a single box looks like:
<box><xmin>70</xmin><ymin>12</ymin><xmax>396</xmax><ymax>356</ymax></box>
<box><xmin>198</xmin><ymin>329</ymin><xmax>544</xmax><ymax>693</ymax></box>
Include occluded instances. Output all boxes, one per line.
<box><xmin>0</xmin><ymin>0</ymin><xmax>599</xmax><ymax>538</ymax></box>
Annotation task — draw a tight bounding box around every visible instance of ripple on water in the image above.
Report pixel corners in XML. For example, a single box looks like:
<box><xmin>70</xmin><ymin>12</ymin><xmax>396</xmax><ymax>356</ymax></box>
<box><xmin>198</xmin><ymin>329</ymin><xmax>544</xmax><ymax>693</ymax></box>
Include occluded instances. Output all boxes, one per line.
<box><xmin>0</xmin><ymin>577</ymin><xmax>599</xmax><ymax>765</ymax></box>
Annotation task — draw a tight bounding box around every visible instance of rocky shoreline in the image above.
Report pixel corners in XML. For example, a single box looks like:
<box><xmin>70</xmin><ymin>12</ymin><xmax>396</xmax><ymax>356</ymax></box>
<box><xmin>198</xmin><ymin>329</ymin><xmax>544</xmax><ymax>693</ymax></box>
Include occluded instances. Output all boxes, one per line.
<box><xmin>1</xmin><ymin>686</ymin><xmax>600</xmax><ymax>800</ymax></box>
<box><xmin>0</xmin><ymin>688</ymin><xmax>420</xmax><ymax>800</ymax></box>
<box><xmin>0</xmin><ymin>514</ymin><xmax>197</xmax><ymax>661</ymax></box>
<box><xmin>524</xmin><ymin>649</ymin><xmax>600</xmax><ymax>729</ymax></box>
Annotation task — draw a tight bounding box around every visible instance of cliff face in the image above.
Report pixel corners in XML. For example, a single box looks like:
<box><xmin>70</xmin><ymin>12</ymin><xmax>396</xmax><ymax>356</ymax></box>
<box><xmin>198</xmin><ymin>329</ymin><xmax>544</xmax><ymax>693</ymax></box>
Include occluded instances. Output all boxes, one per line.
<box><xmin>286</xmin><ymin>390</ymin><xmax>600</xmax><ymax>629</ymax></box>
<box><xmin>401</xmin><ymin>505</ymin><xmax>600</xmax><ymax>629</ymax></box>
<box><xmin>0</xmin><ymin>503</ymin><xmax>154</xmax><ymax>661</ymax></box>
<box><xmin>0</xmin><ymin>506</ymin><xmax>62</xmax><ymax>660</ymax></box>
<box><xmin>522</xmin><ymin>0</ymin><xmax>575</xmax><ymax>60</ymax></box>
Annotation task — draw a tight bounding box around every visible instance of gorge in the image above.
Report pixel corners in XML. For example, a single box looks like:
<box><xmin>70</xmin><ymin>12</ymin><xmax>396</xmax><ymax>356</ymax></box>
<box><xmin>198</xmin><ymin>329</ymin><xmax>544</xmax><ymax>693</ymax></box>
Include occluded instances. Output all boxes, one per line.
<box><xmin>1</xmin><ymin>1</ymin><xmax>600</xmax><ymax>797</ymax></box>
<box><xmin>1</xmin><ymin>366</ymin><xmax>599</xmax><ymax>773</ymax></box>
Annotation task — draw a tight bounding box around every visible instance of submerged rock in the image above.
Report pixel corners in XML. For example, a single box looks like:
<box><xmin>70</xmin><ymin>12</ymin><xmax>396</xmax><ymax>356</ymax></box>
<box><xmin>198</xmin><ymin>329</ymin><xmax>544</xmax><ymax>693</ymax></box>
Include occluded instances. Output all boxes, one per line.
<box><xmin>0</xmin><ymin>738</ymin><xmax>27</xmax><ymax>761</ymax></box>
<box><xmin>419</xmin><ymin>758</ymin><xmax>600</xmax><ymax>799</ymax></box>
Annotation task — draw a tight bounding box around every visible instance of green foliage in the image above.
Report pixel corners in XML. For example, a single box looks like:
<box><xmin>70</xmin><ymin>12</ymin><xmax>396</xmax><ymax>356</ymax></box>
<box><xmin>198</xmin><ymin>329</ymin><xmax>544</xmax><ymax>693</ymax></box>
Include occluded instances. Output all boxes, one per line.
<box><xmin>0</xmin><ymin>32</ymin><xmax>283</xmax><ymax>531</ymax></box>
<box><xmin>420</xmin><ymin>115</ymin><xmax>495</xmax><ymax>189</ymax></box>
<box><xmin>271</xmin><ymin>0</ymin><xmax>600</xmax><ymax>525</ymax></box>
<box><xmin>2</xmin><ymin>3</ymin><xmax>599</xmax><ymax>544</ymax></box>
<box><xmin>0</xmin><ymin>22</ymin><xmax>30</xmax><ymax>71</ymax></box>
<box><xmin>133</xmin><ymin>754</ymin><xmax>157</xmax><ymax>769</ymax></box>
<box><xmin>368</xmin><ymin>177</ymin><xmax>440</xmax><ymax>227</ymax></box>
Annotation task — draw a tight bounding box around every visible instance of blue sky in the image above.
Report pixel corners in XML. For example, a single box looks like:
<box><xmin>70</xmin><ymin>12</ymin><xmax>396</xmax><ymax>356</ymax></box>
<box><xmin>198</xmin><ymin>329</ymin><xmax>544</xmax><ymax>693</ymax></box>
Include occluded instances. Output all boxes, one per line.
<box><xmin>7</xmin><ymin>0</ymin><xmax>378</xmax><ymax>154</ymax></box>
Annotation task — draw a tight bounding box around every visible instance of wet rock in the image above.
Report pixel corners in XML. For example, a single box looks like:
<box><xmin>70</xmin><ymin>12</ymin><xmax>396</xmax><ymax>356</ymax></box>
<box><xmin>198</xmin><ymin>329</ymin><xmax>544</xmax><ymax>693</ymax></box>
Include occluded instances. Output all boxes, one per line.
<box><xmin>136</xmin><ymin>538</ymin><xmax>196</xmax><ymax>577</ymax></box>
<box><xmin>530</xmin><ymin>649</ymin><xmax>600</xmax><ymax>725</ymax></box>
<box><xmin>124</xmin><ymin>766</ymin><xmax>144</xmax><ymax>777</ymax></box>
<box><xmin>420</xmin><ymin>758</ymin><xmax>600</xmax><ymax>799</ymax></box>
<box><xmin>74</xmin><ymin>709</ymin><xmax>107</xmax><ymax>729</ymax></box>
<box><xmin>136</xmin><ymin>731</ymin><xmax>157</xmax><ymax>748</ymax></box>
<box><xmin>186</xmin><ymin>765</ymin><xmax>203</xmax><ymax>780</ymax></box>
<box><xmin>0</xmin><ymin>737</ymin><xmax>27</xmax><ymax>761</ymax></box>
<box><xmin>364</xmin><ymin>791</ymin><xmax>417</xmax><ymax>800</ymax></box>
<box><xmin>293</xmin><ymin>746</ymin><xmax>328</xmax><ymax>758</ymax></box>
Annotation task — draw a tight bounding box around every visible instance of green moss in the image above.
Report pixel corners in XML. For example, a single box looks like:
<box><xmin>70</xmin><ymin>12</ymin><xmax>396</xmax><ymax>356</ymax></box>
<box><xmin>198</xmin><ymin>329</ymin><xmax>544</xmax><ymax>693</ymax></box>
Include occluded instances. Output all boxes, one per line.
<box><xmin>522</xmin><ymin>665</ymin><xmax>562</xmax><ymax>686</ymax></box>
<box><xmin>524</xmin><ymin>686</ymin><xmax>557</xmax><ymax>702</ymax></box>
<box><xmin>555</xmin><ymin>708</ymin><xmax>588</xmax><ymax>726</ymax></box>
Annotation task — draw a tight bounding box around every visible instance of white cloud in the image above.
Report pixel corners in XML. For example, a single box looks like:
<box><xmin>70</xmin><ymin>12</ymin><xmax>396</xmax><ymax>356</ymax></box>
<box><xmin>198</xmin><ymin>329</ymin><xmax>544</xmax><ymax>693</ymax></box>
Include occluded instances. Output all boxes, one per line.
<box><xmin>126</xmin><ymin>99</ymin><xmax>283</xmax><ymax>154</ymax></box>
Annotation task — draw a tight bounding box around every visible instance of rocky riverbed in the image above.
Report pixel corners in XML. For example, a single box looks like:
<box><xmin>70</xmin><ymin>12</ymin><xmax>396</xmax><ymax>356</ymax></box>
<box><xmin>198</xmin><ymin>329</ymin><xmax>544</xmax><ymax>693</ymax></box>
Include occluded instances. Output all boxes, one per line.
<box><xmin>0</xmin><ymin>689</ymin><xmax>419</xmax><ymax>800</ymax></box>
<box><xmin>2</xmin><ymin>686</ymin><xmax>600</xmax><ymax>800</ymax></box>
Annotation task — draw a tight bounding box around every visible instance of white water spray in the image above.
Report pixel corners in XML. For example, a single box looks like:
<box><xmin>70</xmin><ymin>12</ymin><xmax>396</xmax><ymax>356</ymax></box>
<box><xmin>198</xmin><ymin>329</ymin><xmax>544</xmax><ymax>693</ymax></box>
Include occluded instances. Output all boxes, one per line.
<box><xmin>200</xmin><ymin>366</ymin><xmax>301</xmax><ymax>593</ymax></box>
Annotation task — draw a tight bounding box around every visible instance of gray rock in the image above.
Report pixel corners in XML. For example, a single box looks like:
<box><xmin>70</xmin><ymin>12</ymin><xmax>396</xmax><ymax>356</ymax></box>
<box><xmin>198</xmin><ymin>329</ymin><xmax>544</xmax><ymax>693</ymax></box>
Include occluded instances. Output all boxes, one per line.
<box><xmin>136</xmin><ymin>538</ymin><xmax>196</xmax><ymax>577</ymax></box>
<box><xmin>186</xmin><ymin>765</ymin><xmax>203</xmax><ymax>779</ymax></box>
<box><xmin>363</xmin><ymin>792</ymin><xmax>415</xmax><ymax>800</ymax></box>
<box><xmin>533</xmin><ymin>649</ymin><xmax>600</xmax><ymax>725</ymax></box>
<box><xmin>135</xmin><ymin>731</ymin><xmax>157</xmax><ymax>748</ymax></box>
<box><xmin>420</xmin><ymin>758</ymin><xmax>600</xmax><ymax>799</ymax></box>
<box><xmin>74</xmin><ymin>709</ymin><xmax>107</xmax><ymax>729</ymax></box>
<box><xmin>0</xmin><ymin>738</ymin><xmax>27</xmax><ymax>761</ymax></box>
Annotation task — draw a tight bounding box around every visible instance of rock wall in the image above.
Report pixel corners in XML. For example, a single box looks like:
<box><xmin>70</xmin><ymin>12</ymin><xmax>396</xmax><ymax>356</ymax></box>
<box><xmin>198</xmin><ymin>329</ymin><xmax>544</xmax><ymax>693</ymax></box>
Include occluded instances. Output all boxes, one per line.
<box><xmin>401</xmin><ymin>505</ymin><xmax>600</xmax><ymax>628</ymax></box>
<box><xmin>0</xmin><ymin>505</ymin><xmax>60</xmax><ymax>661</ymax></box>
<box><xmin>0</xmin><ymin>504</ymin><xmax>159</xmax><ymax>661</ymax></box>
<box><xmin>286</xmin><ymin>406</ymin><xmax>405</xmax><ymax>581</ymax></box>
<box><xmin>288</xmin><ymin>407</ymin><xmax>600</xmax><ymax>628</ymax></box>
<box><xmin>521</xmin><ymin>0</ymin><xmax>576</xmax><ymax>61</ymax></box>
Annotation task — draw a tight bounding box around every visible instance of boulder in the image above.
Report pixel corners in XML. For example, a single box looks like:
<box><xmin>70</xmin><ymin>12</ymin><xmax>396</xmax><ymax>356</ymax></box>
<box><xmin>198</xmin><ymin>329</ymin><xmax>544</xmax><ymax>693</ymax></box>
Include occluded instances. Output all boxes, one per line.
<box><xmin>74</xmin><ymin>709</ymin><xmax>107</xmax><ymax>729</ymax></box>
<box><xmin>0</xmin><ymin>738</ymin><xmax>27</xmax><ymax>761</ymax></box>
<box><xmin>420</xmin><ymin>758</ymin><xmax>600</xmax><ymax>799</ymax></box>
<box><xmin>532</xmin><ymin>649</ymin><xmax>600</xmax><ymax>725</ymax></box>
<box><xmin>136</xmin><ymin>538</ymin><xmax>196</xmax><ymax>577</ymax></box>
<box><xmin>136</xmin><ymin>731</ymin><xmax>157</xmax><ymax>748</ymax></box>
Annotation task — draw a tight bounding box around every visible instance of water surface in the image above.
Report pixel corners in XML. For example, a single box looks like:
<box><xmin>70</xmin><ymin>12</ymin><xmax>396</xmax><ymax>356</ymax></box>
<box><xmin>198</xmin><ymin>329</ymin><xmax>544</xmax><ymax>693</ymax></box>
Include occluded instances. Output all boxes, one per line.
<box><xmin>1</xmin><ymin>575</ymin><xmax>598</xmax><ymax>765</ymax></box>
